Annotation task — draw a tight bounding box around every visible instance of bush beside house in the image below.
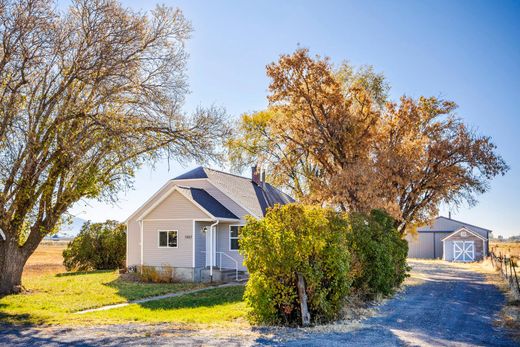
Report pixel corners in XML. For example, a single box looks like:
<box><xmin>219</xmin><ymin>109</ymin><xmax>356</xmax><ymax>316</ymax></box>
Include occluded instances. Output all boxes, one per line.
<box><xmin>240</xmin><ymin>204</ymin><xmax>409</xmax><ymax>326</ymax></box>
<box><xmin>63</xmin><ymin>220</ymin><xmax>126</xmax><ymax>271</ymax></box>
<box><xmin>240</xmin><ymin>204</ymin><xmax>351</xmax><ymax>326</ymax></box>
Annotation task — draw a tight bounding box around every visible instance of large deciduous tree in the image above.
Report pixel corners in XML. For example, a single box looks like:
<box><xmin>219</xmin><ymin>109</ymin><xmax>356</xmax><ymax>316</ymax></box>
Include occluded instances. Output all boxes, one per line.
<box><xmin>0</xmin><ymin>0</ymin><xmax>230</xmax><ymax>294</ymax></box>
<box><xmin>227</xmin><ymin>48</ymin><xmax>508</xmax><ymax>233</ymax></box>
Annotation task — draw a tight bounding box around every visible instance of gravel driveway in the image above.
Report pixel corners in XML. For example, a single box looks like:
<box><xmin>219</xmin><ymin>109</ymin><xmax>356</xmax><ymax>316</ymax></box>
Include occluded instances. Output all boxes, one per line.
<box><xmin>0</xmin><ymin>260</ymin><xmax>517</xmax><ymax>346</ymax></box>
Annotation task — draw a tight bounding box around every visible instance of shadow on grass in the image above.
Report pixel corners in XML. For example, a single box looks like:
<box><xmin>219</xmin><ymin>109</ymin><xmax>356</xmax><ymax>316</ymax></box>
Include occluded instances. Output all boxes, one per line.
<box><xmin>136</xmin><ymin>285</ymin><xmax>245</xmax><ymax>311</ymax></box>
<box><xmin>55</xmin><ymin>269</ymin><xmax>115</xmax><ymax>277</ymax></box>
<box><xmin>0</xmin><ymin>303</ymin><xmax>46</xmax><ymax>326</ymax></box>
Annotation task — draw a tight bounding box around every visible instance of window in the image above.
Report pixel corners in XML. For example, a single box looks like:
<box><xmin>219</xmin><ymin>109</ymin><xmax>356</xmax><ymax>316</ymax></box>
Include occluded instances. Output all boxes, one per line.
<box><xmin>230</xmin><ymin>225</ymin><xmax>242</xmax><ymax>250</ymax></box>
<box><xmin>158</xmin><ymin>230</ymin><xmax>178</xmax><ymax>248</ymax></box>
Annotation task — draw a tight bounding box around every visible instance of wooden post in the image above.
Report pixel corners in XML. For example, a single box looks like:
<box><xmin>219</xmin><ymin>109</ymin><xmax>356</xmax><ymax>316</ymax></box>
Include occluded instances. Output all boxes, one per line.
<box><xmin>296</xmin><ymin>272</ymin><xmax>311</xmax><ymax>327</ymax></box>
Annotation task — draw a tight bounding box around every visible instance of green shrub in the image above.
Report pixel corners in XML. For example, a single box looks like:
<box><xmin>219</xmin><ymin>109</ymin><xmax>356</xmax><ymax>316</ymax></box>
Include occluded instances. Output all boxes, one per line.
<box><xmin>347</xmin><ymin>210</ymin><xmax>409</xmax><ymax>298</ymax></box>
<box><xmin>63</xmin><ymin>220</ymin><xmax>126</xmax><ymax>271</ymax></box>
<box><xmin>240</xmin><ymin>204</ymin><xmax>351</xmax><ymax>326</ymax></box>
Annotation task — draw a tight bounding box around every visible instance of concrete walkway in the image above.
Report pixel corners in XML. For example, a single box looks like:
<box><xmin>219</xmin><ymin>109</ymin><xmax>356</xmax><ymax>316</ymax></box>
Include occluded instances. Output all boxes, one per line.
<box><xmin>76</xmin><ymin>282</ymin><xmax>243</xmax><ymax>314</ymax></box>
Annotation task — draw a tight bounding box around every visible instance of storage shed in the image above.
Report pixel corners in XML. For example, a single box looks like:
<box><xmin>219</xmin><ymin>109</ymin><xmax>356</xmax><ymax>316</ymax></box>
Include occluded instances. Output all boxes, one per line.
<box><xmin>406</xmin><ymin>216</ymin><xmax>490</xmax><ymax>262</ymax></box>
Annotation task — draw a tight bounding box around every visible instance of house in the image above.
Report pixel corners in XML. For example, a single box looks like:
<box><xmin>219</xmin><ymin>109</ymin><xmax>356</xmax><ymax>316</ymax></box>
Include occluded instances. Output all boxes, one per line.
<box><xmin>126</xmin><ymin>166</ymin><xmax>294</xmax><ymax>282</ymax></box>
<box><xmin>406</xmin><ymin>216</ymin><xmax>491</xmax><ymax>262</ymax></box>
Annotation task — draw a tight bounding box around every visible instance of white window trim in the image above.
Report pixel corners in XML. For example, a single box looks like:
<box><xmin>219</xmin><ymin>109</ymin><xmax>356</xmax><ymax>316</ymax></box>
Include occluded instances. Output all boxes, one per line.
<box><xmin>229</xmin><ymin>225</ymin><xmax>243</xmax><ymax>251</ymax></box>
<box><xmin>158</xmin><ymin>230</ymin><xmax>178</xmax><ymax>248</ymax></box>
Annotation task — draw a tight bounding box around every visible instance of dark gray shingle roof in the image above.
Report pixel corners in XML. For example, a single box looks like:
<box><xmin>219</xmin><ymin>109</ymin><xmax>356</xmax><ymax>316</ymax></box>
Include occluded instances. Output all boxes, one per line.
<box><xmin>176</xmin><ymin>186</ymin><xmax>238</xmax><ymax>220</ymax></box>
<box><xmin>174</xmin><ymin>167</ymin><xmax>294</xmax><ymax>217</ymax></box>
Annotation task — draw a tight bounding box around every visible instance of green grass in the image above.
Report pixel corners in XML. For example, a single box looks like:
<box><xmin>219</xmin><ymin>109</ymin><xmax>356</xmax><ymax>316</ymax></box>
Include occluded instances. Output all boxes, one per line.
<box><xmin>84</xmin><ymin>285</ymin><xmax>248</xmax><ymax>326</ymax></box>
<box><xmin>0</xmin><ymin>270</ymin><xmax>208</xmax><ymax>325</ymax></box>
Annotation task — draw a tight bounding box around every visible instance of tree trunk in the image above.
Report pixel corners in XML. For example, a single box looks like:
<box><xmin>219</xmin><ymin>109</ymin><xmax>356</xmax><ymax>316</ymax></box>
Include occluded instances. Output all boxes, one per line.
<box><xmin>296</xmin><ymin>272</ymin><xmax>311</xmax><ymax>326</ymax></box>
<box><xmin>0</xmin><ymin>238</ymin><xmax>31</xmax><ymax>295</ymax></box>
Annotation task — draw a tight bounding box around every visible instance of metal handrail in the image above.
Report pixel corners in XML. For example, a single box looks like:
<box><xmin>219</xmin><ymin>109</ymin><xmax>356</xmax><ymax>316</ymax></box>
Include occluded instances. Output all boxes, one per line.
<box><xmin>216</xmin><ymin>251</ymin><xmax>239</xmax><ymax>281</ymax></box>
<box><xmin>201</xmin><ymin>250</ymin><xmax>239</xmax><ymax>281</ymax></box>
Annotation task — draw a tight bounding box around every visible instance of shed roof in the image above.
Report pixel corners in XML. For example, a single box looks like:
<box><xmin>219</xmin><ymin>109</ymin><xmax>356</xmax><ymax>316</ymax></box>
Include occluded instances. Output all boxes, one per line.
<box><xmin>417</xmin><ymin>216</ymin><xmax>491</xmax><ymax>238</ymax></box>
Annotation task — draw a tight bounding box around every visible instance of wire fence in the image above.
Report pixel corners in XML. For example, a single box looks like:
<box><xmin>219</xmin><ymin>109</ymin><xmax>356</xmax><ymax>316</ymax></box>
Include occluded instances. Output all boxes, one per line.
<box><xmin>490</xmin><ymin>252</ymin><xmax>520</xmax><ymax>300</ymax></box>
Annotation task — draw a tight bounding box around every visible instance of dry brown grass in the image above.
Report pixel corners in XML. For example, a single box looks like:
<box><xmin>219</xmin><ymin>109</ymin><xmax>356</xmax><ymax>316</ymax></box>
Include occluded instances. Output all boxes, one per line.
<box><xmin>23</xmin><ymin>241</ymin><xmax>69</xmax><ymax>278</ymax></box>
<box><xmin>490</xmin><ymin>242</ymin><xmax>520</xmax><ymax>258</ymax></box>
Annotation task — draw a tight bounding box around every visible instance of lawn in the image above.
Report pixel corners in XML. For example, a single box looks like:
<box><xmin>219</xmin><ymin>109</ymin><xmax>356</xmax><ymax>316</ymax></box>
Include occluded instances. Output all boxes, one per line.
<box><xmin>83</xmin><ymin>285</ymin><xmax>247</xmax><ymax>326</ymax></box>
<box><xmin>1</xmin><ymin>243</ymin><xmax>247</xmax><ymax>327</ymax></box>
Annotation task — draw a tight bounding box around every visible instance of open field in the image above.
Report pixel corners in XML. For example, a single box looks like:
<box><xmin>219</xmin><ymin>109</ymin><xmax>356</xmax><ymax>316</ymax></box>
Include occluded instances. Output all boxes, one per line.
<box><xmin>23</xmin><ymin>241</ymin><xmax>69</xmax><ymax>277</ymax></box>
<box><xmin>490</xmin><ymin>242</ymin><xmax>520</xmax><ymax>258</ymax></box>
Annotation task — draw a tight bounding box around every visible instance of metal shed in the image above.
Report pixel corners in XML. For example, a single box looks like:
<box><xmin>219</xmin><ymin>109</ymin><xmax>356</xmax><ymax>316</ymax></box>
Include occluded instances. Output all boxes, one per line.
<box><xmin>406</xmin><ymin>216</ymin><xmax>491</xmax><ymax>261</ymax></box>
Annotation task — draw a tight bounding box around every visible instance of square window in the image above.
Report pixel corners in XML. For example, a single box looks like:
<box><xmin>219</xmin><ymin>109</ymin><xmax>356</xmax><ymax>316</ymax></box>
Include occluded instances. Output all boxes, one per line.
<box><xmin>158</xmin><ymin>230</ymin><xmax>178</xmax><ymax>248</ymax></box>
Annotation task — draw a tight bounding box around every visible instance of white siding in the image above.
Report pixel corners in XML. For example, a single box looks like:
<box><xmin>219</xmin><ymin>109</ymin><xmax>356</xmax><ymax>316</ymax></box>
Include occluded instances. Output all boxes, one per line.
<box><xmin>146</xmin><ymin>190</ymin><xmax>209</xmax><ymax>220</ymax></box>
<box><xmin>142</xmin><ymin>219</ymin><xmax>193</xmax><ymax>267</ymax></box>
<box><xmin>127</xmin><ymin>220</ymin><xmax>141</xmax><ymax>266</ymax></box>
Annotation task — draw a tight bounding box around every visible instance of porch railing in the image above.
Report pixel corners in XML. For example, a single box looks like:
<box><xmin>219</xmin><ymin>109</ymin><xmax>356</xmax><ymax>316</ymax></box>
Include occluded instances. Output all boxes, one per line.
<box><xmin>201</xmin><ymin>251</ymin><xmax>239</xmax><ymax>281</ymax></box>
<box><xmin>216</xmin><ymin>252</ymin><xmax>239</xmax><ymax>281</ymax></box>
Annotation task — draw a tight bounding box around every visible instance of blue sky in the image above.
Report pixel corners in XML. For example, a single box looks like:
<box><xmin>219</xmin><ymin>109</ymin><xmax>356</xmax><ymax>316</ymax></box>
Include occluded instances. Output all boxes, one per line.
<box><xmin>70</xmin><ymin>0</ymin><xmax>520</xmax><ymax>237</ymax></box>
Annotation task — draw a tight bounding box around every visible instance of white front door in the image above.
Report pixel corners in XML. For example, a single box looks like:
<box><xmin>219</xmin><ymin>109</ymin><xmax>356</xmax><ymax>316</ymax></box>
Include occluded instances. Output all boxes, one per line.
<box><xmin>205</xmin><ymin>226</ymin><xmax>217</xmax><ymax>267</ymax></box>
<box><xmin>453</xmin><ymin>241</ymin><xmax>475</xmax><ymax>262</ymax></box>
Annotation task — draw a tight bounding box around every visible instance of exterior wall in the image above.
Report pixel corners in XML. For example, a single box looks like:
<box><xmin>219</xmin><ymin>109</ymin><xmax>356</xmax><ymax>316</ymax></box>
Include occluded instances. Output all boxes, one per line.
<box><xmin>216</xmin><ymin>222</ymin><xmax>247</xmax><ymax>271</ymax></box>
<box><xmin>126</xmin><ymin>178</ymin><xmax>253</xmax><ymax>273</ymax></box>
<box><xmin>141</xmin><ymin>219</ymin><xmax>193</xmax><ymax>268</ymax></box>
<box><xmin>407</xmin><ymin>233</ymin><xmax>435</xmax><ymax>259</ymax></box>
<box><xmin>128</xmin><ymin>189</ymin><xmax>214</xmax><ymax>268</ymax></box>
<box><xmin>126</xmin><ymin>220</ymin><xmax>141</xmax><ymax>267</ymax></box>
<box><xmin>126</xmin><ymin>181</ymin><xmax>175</xmax><ymax>267</ymax></box>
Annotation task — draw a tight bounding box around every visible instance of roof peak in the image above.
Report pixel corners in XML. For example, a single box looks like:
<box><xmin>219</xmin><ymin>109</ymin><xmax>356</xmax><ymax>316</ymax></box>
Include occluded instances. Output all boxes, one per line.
<box><xmin>434</xmin><ymin>216</ymin><xmax>492</xmax><ymax>232</ymax></box>
<box><xmin>173</xmin><ymin>165</ymin><xmax>254</xmax><ymax>183</ymax></box>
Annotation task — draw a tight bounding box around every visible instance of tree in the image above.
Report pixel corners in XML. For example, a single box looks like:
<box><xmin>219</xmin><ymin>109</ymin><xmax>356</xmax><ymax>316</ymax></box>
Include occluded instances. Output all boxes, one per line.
<box><xmin>227</xmin><ymin>48</ymin><xmax>508</xmax><ymax>232</ymax></box>
<box><xmin>0</xmin><ymin>0</ymin><xmax>230</xmax><ymax>294</ymax></box>
<box><xmin>63</xmin><ymin>220</ymin><xmax>125</xmax><ymax>271</ymax></box>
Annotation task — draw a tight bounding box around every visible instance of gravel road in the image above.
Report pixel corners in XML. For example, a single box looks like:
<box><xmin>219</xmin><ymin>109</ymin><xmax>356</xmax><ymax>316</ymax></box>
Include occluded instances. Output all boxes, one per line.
<box><xmin>0</xmin><ymin>260</ymin><xmax>517</xmax><ymax>346</ymax></box>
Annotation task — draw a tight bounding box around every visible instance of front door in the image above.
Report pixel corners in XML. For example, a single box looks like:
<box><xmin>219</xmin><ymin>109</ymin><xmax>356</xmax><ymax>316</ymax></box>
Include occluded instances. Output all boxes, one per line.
<box><xmin>205</xmin><ymin>226</ymin><xmax>217</xmax><ymax>267</ymax></box>
<box><xmin>453</xmin><ymin>241</ymin><xmax>475</xmax><ymax>262</ymax></box>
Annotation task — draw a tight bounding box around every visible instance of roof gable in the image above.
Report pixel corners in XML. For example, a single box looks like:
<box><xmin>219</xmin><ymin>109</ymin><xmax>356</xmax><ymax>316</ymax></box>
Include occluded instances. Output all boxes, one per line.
<box><xmin>136</xmin><ymin>186</ymin><xmax>239</xmax><ymax>221</ymax></box>
<box><xmin>441</xmin><ymin>227</ymin><xmax>488</xmax><ymax>242</ymax></box>
<box><xmin>417</xmin><ymin>216</ymin><xmax>491</xmax><ymax>238</ymax></box>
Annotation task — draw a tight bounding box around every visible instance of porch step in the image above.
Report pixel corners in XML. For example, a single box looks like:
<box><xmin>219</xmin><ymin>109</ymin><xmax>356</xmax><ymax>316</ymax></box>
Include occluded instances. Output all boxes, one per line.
<box><xmin>200</xmin><ymin>268</ymin><xmax>248</xmax><ymax>283</ymax></box>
